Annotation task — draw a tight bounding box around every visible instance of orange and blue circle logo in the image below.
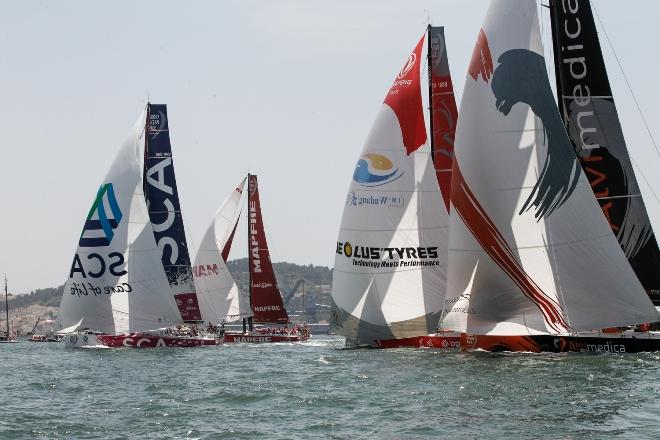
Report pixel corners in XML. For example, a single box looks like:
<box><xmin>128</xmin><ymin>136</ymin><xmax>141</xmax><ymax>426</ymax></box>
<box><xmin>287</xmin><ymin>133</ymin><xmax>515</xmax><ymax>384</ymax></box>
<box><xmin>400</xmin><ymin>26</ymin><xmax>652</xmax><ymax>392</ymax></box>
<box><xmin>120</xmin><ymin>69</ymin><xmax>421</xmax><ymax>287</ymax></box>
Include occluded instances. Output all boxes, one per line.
<box><xmin>352</xmin><ymin>153</ymin><xmax>403</xmax><ymax>187</ymax></box>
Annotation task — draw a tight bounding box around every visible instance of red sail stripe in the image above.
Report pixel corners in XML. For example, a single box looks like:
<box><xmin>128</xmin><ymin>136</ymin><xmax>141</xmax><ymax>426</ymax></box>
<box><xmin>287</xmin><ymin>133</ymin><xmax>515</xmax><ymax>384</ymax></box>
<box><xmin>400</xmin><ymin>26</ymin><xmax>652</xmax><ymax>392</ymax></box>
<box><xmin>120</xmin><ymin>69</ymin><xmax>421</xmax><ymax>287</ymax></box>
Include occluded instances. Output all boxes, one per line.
<box><xmin>460</xmin><ymin>212</ymin><xmax>564</xmax><ymax>331</ymax></box>
<box><xmin>468</xmin><ymin>29</ymin><xmax>494</xmax><ymax>82</ymax></box>
<box><xmin>383</xmin><ymin>34</ymin><xmax>428</xmax><ymax>155</ymax></box>
<box><xmin>451</xmin><ymin>163</ymin><xmax>571</xmax><ymax>332</ymax></box>
<box><xmin>221</xmin><ymin>213</ymin><xmax>240</xmax><ymax>262</ymax></box>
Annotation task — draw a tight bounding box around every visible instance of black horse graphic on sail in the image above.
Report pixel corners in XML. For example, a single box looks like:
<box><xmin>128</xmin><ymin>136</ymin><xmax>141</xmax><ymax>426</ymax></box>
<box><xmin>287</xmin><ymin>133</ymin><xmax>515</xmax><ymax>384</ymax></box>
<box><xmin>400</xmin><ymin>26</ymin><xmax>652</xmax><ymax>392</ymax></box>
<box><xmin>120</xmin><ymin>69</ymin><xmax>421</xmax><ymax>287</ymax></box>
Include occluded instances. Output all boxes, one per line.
<box><xmin>491</xmin><ymin>49</ymin><xmax>581</xmax><ymax>219</ymax></box>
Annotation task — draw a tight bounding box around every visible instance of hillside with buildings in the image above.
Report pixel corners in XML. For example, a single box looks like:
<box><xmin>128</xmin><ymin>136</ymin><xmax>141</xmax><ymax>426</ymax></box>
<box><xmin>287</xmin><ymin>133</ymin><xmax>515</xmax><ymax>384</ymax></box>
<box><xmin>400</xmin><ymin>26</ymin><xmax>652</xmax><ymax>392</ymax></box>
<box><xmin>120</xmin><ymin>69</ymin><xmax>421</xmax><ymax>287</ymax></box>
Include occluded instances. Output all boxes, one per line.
<box><xmin>1</xmin><ymin>260</ymin><xmax>333</xmax><ymax>335</ymax></box>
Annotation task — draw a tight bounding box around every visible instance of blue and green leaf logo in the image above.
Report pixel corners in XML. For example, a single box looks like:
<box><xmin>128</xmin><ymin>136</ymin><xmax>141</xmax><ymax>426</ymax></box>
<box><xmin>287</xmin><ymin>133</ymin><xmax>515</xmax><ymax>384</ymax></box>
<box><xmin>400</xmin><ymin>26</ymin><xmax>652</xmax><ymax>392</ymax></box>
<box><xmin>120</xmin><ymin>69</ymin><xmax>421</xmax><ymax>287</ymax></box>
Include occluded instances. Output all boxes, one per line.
<box><xmin>79</xmin><ymin>183</ymin><xmax>123</xmax><ymax>247</ymax></box>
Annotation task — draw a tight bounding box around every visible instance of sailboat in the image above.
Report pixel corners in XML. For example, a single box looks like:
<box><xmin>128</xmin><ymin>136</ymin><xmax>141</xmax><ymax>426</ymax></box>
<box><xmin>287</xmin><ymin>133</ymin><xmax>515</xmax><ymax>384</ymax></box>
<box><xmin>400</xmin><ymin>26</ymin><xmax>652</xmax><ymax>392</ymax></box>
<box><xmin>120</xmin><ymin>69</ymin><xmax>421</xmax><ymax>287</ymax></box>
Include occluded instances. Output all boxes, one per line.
<box><xmin>0</xmin><ymin>276</ymin><xmax>17</xmax><ymax>343</ymax></box>
<box><xmin>329</xmin><ymin>26</ymin><xmax>460</xmax><ymax>349</ymax></box>
<box><xmin>439</xmin><ymin>0</ymin><xmax>660</xmax><ymax>353</ymax></box>
<box><xmin>220</xmin><ymin>174</ymin><xmax>310</xmax><ymax>343</ymax></box>
<box><xmin>193</xmin><ymin>177</ymin><xmax>253</xmax><ymax>327</ymax></box>
<box><xmin>28</xmin><ymin>318</ymin><xmax>62</xmax><ymax>343</ymax></box>
<box><xmin>57</xmin><ymin>104</ymin><xmax>216</xmax><ymax>348</ymax></box>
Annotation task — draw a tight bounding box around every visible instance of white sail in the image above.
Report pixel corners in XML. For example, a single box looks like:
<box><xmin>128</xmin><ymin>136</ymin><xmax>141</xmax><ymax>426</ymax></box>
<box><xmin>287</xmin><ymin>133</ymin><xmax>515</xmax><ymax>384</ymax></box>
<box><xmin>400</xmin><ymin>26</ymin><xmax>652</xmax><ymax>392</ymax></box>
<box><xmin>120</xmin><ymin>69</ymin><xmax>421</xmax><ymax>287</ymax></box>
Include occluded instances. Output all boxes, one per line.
<box><xmin>55</xmin><ymin>318</ymin><xmax>83</xmax><ymax>335</ymax></box>
<box><xmin>193</xmin><ymin>177</ymin><xmax>252</xmax><ymax>323</ymax></box>
<box><xmin>441</xmin><ymin>0</ymin><xmax>657</xmax><ymax>336</ymax></box>
<box><xmin>57</xmin><ymin>112</ymin><xmax>182</xmax><ymax>334</ymax></box>
<box><xmin>214</xmin><ymin>177</ymin><xmax>246</xmax><ymax>253</ymax></box>
<box><xmin>331</xmin><ymin>35</ymin><xmax>450</xmax><ymax>346</ymax></box>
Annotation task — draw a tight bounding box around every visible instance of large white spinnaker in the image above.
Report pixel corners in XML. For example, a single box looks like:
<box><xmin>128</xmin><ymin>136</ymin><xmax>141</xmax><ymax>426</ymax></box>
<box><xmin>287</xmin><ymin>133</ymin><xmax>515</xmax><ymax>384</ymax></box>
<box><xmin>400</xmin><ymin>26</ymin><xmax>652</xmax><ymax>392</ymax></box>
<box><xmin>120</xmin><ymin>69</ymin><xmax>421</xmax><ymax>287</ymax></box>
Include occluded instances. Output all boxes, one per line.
<box><xmin>193</xmin><ymin>177</ymin><xmax>252</xmax><ymax>323</ymax></box>
<box><xmin>57</xmin><ymin>112</ymin><xmax>182</xmax><ymax>335</ymax></box>
<box><xmin>440</xmin><ymin>0</ymin><xmax>657</xmax><ymax>336</ymax></box>
<box><xmin>331</xmin><ymin>34</ymin><xmax>450</xmax><ymax>346</ymax></box>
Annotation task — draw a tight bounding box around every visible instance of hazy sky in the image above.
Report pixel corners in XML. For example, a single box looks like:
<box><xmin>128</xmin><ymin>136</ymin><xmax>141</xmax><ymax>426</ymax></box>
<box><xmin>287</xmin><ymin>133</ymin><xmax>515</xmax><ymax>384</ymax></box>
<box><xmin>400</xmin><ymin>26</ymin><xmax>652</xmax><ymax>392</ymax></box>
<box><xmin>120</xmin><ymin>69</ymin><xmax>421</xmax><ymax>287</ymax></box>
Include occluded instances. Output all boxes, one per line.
<box><xmin>1</xmin><ymin>0</ymin><xmax>659</xmax><ymax>294</ymax></box>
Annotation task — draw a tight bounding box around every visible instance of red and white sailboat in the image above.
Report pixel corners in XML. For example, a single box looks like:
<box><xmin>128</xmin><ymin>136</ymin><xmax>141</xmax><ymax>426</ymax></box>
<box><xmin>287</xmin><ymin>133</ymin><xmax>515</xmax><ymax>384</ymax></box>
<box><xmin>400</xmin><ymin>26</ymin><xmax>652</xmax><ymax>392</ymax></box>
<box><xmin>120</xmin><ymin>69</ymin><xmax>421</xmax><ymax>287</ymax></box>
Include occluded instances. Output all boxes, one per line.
<box><xmin>195</xmin><ymin>174</ymin><xmax>309</xmax><ymax>344</ymax></box>
<box><xmin>57</xmin><ymin>104</ymin><xmax>215</xmax><ymax>348</ymax></box>
<box><xmin>226</xmin><ymin>174</ymin><xmax>309</xmax><ymax>343</ymax></box>
<box><xmin>224</xmin><ymin>174</ymin><xmax>309</xmax><ymax>343</ymax></box>
<box><xmin>193</xmin><ymin>177</ymin><xmax>252</xmax><ymax>329</ymax></box>
<box><xmin>440</xmin><ymin>0</ymin><xmax>660</xmax><ymax>353</ymax></box>
<box><xmin>330</xmin><ymin>27</ymin><xmax>460</xmax><ymax>349</ymax></box>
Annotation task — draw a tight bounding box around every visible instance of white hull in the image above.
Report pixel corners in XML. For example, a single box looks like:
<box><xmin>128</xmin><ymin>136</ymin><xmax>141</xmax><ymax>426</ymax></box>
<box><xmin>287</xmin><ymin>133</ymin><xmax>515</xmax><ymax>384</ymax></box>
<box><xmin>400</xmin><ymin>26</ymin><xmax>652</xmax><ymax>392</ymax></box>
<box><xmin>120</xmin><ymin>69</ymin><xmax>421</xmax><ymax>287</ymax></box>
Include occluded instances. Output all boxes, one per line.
<box><xmin>64</xmin><ymin>333</ymin><xmax>105</xmax><ymax>348</ymax></box>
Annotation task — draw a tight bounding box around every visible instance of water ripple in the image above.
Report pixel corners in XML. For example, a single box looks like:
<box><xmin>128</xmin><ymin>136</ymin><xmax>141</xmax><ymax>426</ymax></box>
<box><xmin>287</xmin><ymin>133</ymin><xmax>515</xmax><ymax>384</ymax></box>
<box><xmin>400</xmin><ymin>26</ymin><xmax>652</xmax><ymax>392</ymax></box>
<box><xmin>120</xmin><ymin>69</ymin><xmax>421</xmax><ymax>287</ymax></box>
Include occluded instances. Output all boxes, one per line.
<box><xmin>0</xmin><ymin>338</ymin><xmax>659</xmax><ymax>439</ymax></box>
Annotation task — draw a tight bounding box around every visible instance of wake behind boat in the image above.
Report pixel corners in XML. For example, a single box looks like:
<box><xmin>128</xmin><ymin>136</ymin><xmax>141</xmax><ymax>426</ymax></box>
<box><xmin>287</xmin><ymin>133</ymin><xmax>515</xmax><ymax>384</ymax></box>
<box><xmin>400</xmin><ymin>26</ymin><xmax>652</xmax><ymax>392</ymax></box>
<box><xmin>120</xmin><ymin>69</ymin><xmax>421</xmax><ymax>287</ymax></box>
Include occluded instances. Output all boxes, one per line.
<box><xmin>57</xmin><ymin>103</ymin><xmax>215</xmax><ymax>349</ymax></box>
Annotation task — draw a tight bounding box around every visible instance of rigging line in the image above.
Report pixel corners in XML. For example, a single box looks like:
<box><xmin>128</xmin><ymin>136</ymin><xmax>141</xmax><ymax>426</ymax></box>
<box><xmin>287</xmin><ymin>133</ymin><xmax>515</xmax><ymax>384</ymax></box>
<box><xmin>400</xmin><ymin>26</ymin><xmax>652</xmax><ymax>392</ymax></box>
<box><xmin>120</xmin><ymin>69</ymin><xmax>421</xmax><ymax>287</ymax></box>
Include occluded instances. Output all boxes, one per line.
<box><xmin>629</xmin><ymin>155</ymin><xmax>660</xmax><ymax>204</ymax></box>
<box><xmin>592</xmin><ymin>3</ymin><xmax>660</xmax><ymax>157</ymax></box>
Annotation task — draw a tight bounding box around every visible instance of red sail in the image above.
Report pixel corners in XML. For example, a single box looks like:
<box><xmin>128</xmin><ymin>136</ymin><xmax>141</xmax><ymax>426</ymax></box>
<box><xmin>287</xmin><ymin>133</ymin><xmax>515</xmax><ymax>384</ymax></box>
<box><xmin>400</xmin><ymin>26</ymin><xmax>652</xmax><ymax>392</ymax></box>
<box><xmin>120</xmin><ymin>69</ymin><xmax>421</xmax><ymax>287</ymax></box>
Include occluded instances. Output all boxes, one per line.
<box><xmin>428</xmin><ymin>26</ymin><xmax>459</xmax><ymax>212</ymax></box>
<box><xmin>247</xmin><ymin>175</ymin><xmax>289</xmax><ymax>324</ymax></box>
<box><xmin>383</xmin><ymin>34</ymin><xmax>427</xmax><ymax>155</ymax></box>
<box><xmin>221</xmin><ymin>213</ymin><xmax>240</xmax><ymax>262</ymax></box>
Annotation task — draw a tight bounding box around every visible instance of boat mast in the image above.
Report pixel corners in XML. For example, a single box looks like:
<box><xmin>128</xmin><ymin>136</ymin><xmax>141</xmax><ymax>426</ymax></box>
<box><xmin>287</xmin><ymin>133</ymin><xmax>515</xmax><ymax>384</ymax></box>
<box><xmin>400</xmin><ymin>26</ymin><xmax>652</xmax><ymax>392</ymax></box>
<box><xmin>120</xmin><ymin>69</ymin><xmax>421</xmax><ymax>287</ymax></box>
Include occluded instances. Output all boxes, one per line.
<box><xmin>426</xmin><ymin>24</ymin><xmax>436</xmax><ymax>164</ymax></box>
<box><xmin>143</xmin><ymin>103</ymin><xmax>150</xmax><ymax>195</ymax></box>
<box><xmin>4</xmin><ymin>275</ymin><xmax>9</xmax><ymax>339</ymax></box>
<box><xmin>246</xmin><ymin>173</ymin><xmax>254</xmax><ymax>332</ymax></box>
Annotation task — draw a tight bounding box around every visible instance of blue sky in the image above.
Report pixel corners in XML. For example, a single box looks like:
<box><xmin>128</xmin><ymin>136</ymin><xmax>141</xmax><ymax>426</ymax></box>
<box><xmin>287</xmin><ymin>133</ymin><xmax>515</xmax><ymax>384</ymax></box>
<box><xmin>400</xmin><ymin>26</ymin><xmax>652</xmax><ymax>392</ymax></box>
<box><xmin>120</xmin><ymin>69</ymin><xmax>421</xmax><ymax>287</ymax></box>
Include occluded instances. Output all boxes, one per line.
<box><xmin>1</xmin><ymin>0</ymin><xmax>659</xmax><ymax>293</ymax></box>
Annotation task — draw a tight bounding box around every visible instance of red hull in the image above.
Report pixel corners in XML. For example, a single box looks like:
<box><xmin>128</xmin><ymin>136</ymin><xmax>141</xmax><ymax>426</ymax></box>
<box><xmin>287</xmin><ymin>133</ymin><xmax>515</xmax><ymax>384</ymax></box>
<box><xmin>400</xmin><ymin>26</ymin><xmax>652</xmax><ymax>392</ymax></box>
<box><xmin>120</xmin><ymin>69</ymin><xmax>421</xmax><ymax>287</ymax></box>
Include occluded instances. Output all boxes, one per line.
<box><xmin>374</xmin><ymin>334</ymin><xmax>461</xmax><ymax>349</ymax></box>
<box><xmin>97</xmin><ymin>334</ymin><xmax>217</xmax><ymax>348</ymax></box>
<box><xmin>223</xmin><ymin>332</ymin><xmax>309</xmax><ymax>344</ymax></box>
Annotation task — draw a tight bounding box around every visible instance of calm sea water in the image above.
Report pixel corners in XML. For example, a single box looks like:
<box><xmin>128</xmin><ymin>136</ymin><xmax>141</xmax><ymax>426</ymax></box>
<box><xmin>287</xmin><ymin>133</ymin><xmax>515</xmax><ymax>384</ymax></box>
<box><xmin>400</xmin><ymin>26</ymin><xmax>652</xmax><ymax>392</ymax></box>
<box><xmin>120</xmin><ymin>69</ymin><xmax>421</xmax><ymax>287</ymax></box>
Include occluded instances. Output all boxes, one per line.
<box><xmin>0</xmin><ymin>336</ymin><xmax>658</xmax><ymax>439</ymax></box>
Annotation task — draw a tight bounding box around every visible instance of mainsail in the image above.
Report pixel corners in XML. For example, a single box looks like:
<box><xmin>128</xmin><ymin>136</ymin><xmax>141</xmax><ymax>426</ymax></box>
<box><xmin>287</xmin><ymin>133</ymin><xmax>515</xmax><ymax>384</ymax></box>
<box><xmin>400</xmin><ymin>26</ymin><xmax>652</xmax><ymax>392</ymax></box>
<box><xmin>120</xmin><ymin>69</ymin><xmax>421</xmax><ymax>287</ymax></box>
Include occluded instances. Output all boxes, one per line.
<box><xmin>247</xmin><ymin>174</ymin><xmax>289</xmax><ymax>324</ymax></box>
<box><xmin>57</xmin><ymin>111</ymin><xmax>182</xmax><ymax>334</ymax></box>
<box><xmin>193</xmin><ymin>177</ymin><xmax>252</xmax><ymax>323</ymax></box>
<box><xmin>143</xmin><ymin>104</ymin><xmax>202</xmax><ymax>322</ymax></box>
<box><xmin>428</xmin><ymin>26</ymin><xmax>458</xmax><ymax>211</ymax></box>
<box><xmin>549</xmin><ymin>0</ymin><xmax>660</xmax><ymax>305</ymax></box>
<box><xmin>330</xmin><ymin>34</ymin><xmax>450</xmax><ymax>346</ymax></box>
<box><xmin>440</xmin><ymin>0</ymin><xmax>657</xmax><ymax>336</ymax></box>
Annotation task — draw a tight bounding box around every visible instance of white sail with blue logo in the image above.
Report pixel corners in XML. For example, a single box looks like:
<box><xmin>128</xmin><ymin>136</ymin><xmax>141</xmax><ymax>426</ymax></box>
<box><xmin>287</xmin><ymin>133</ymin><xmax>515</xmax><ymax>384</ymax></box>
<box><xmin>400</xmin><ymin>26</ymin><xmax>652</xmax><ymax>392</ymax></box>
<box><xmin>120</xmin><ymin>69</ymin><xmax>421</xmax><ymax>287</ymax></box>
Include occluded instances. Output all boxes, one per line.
<box><xmin>193</xmin><ymin>177</ymin><xmax>252</xmax><ymax>323</ymax></box>
<box><xmin>330</xmin><ymin>34</ymin><xmax>449</xmax><ymax>347</ymax></box>
<box><xmin>440</xmin><ymin>0</ymin><xmax>657</xmax><ymax>336</ymax></box>
<box><xmin>57</xmin><ymin>111</ymin><xmax>182</xmax><ymax>335</ymax></box>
